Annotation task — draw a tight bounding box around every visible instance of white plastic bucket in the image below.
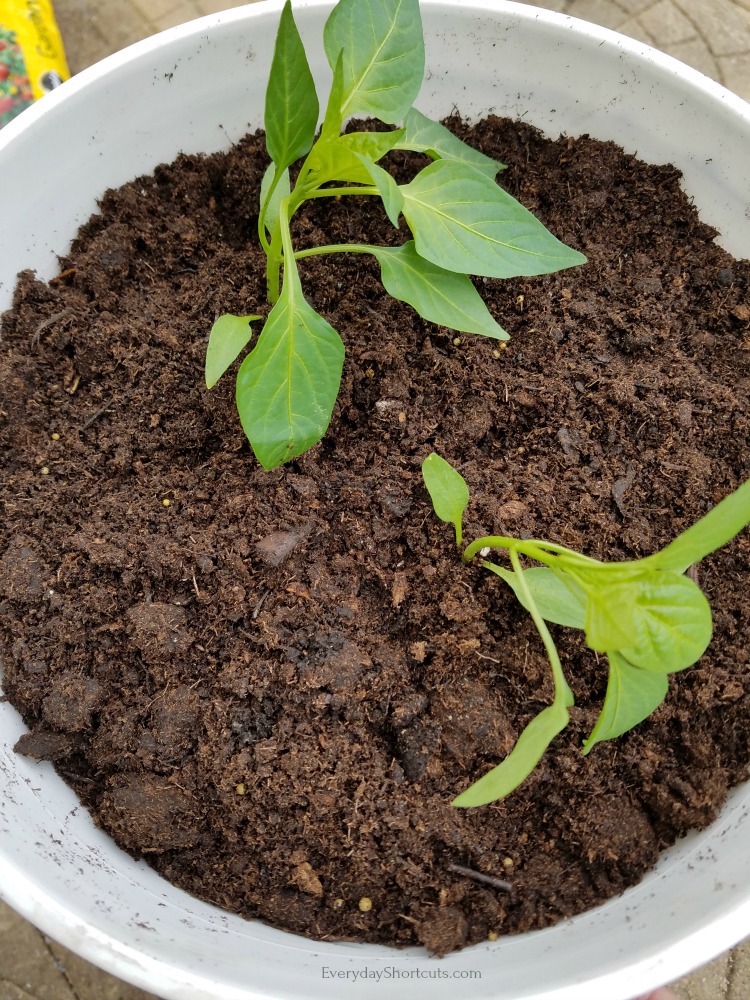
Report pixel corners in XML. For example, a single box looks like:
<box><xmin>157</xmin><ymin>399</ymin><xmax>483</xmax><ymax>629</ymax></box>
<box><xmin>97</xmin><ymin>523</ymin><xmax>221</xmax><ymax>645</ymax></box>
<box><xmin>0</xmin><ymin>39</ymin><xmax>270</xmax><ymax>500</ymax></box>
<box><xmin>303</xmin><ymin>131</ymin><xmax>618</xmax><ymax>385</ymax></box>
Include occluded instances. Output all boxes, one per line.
<box><xmin>1</xmin><ymin>3</ymin><xmax>750</xmax><ymax>998</ymax></box>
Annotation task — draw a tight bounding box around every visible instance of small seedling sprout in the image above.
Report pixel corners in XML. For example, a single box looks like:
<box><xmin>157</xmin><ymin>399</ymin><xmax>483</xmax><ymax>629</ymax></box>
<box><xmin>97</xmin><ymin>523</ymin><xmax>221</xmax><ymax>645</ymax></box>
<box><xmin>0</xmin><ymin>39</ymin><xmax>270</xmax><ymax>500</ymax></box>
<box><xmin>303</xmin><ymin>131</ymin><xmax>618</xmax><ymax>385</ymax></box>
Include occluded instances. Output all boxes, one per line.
<box><xmin>422</xmin><ymin>452</ymin><xmax>750</xmax><ymax>806</ymax></box>
<box><xmin>205</xmin><ymin>0</ymin><xmax>586</xmax><ymax>469</ymax></box>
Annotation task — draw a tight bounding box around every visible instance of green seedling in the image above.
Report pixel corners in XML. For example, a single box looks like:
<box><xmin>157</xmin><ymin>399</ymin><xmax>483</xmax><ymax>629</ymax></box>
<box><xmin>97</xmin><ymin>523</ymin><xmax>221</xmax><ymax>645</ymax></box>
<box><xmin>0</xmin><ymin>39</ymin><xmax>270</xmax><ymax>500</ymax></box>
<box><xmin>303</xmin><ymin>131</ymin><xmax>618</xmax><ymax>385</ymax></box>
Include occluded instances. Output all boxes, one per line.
<box><xmin>422</xmin><ymin>452</ymin><xmax>750</xmax><ymax>806</ymax></box>
<box><xmin>205</xmin><ymin>0</ymin><xmax>586</xmax><ymax>469</ymax></box>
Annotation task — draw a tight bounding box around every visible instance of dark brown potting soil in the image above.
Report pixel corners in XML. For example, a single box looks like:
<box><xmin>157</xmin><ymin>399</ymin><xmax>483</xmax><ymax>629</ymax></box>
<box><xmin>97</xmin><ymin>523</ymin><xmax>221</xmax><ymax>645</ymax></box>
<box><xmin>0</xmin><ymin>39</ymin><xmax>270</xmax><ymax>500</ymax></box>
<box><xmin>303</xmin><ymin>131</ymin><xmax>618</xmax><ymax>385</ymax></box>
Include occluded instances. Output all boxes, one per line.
<box><xmin>1</xmin><ymin>116</ymin><xmax>750</xmax><ymax>955</ymax></box>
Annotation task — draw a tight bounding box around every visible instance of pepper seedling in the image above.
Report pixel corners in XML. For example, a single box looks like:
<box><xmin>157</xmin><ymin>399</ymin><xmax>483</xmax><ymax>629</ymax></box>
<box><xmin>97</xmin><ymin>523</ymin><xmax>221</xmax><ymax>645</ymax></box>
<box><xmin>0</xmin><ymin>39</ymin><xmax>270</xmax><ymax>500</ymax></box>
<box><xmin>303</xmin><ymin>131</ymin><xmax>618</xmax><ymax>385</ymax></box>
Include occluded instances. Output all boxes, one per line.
<box><xmin>205</xmin><ymin>0</ymin><xmax>586</xmax><ymax>469</ymax></box>
<box><xmin>422</xmin><ymin>452</ymin><xmax>750</xmax><ymax>806</ymax></box>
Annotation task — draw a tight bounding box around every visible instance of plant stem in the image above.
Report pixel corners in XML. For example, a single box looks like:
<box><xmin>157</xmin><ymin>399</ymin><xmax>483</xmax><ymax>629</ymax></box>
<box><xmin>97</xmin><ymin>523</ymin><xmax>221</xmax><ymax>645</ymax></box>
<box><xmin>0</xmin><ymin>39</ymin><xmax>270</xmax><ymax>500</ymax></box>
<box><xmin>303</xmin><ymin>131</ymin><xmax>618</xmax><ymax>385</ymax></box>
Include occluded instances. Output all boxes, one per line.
<box><xmin>294</xmin><ymin>243</ymin><xmax>382</xmax><ymax>261</ymax></box>
<box><xmin>464</xmin><ymin>534</ymin><xmax>600</xmax><ymax>567</ymax></box>
<box><xmin>302</xmin><ymin>185</ymin><xmax>379</xmax><ymax>200</ymax></box>
<box><xmin>506</xmin><ymin>548</ymin><xmax>573</xmax><ymax>707</ymax></box>
<box><xmin>267</xmin><ymin>196</ymin><xmax>294</xmax><ymax>305</ymax></box>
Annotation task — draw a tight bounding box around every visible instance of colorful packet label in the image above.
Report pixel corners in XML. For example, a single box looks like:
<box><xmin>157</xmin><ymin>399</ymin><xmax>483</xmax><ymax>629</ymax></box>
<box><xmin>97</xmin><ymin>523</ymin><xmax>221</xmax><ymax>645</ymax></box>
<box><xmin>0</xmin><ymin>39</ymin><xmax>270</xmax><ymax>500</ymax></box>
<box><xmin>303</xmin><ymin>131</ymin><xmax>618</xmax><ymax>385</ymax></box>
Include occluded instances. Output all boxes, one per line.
<box><xmin>1</xmin><ymin>0</ymin><xmax>70</xmax><ymax>127</ymax></box>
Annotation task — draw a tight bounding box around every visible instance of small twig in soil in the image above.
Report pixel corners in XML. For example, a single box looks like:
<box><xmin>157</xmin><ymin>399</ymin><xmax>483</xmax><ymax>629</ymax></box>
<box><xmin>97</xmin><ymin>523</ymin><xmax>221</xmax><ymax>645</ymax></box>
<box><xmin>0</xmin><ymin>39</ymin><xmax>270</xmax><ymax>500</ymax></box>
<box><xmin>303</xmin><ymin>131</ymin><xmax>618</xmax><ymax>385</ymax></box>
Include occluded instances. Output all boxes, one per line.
<box><xmin>80</xmin><ymin>400</ymin><xmax>114</xmax><ymax>430</ymax></box>
<box><xmin>447</xmin><ymin>863</ymin><xmax>512</xmax><ymax>892</ymax></box>
<box><xmin>30</xmin><ymin>308</ymin><xmax>72</xmax><ymax>348</ymax></box>
<box><xmin>252</xmin><ymin>590</ymin><xmax>271</xmax><ymax>619</ymax></box>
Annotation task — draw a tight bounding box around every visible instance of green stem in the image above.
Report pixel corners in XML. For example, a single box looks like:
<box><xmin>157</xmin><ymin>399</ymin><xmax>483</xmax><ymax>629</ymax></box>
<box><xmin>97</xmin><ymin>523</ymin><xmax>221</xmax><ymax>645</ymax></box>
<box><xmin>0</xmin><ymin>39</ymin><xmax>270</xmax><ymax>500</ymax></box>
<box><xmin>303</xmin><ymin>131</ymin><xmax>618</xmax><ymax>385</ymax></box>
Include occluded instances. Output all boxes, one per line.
<box><xmin>506</xmin><ymin>548</ymin><xmax>573</xmax><ymax>708</ymax></box>
<box><xmin>302</xmin><ymin>185</ymin><xmax>379</xmax><ymax>200</ymax></box>
<box><xmin>463</xmin><ymin>534</ymin><xmax>600</xmax><ymax>567</ymax></box>
<box><xmin>267</xmin><ymin>195</ymin><xmax>296</xmax><ymax>306</ymax></box>
<box><xmin>294</xmin><ymin>243</ymin><xmax>383</xmax><ymax>262</ymax></box>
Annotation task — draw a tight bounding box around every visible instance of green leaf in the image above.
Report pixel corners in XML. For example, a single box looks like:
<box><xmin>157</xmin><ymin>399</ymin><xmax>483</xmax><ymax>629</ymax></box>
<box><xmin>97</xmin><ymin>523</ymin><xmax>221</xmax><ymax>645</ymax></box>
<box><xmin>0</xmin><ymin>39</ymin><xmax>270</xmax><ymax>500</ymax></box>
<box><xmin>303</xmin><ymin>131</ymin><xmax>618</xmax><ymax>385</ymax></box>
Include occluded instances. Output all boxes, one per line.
<box><xmin>339</xmin><ymin>128</ymin><xmax>406</xmax><ymax>162</ymax></box>
<box><xmin>400</xmin><ymin>159</ymin><xmax>587</xmax><ymax>278</ymax></box>
<box><xmin>323</xmin><ymin>0</ymin><xmax>424</xmax><ymax>124</ymax></box>
<box><xmin>259</xmin><ymin>162</ymin><xmax>291</xmax><ymax>237</ymax></box>
<box><xmin>305</xmin><ymin>131</ymin><xmax>406</xmax><ymax>190</ymax></box>
<box><xmin>584</xmin><ymin>582</ymin><xmax>638</xmax><ymax>652</ymax></box>
<box><xmin>398</xmin><ymin>107</ymin><xmax>504</xmax><ymax>178</ymax></box>
<box><xmin>235</xmin><ymin>270</ymin><xmax>344</xmax><ymax>469</ymax></box>
<box><xmin>306</xmin><ymin>139</ymin><xmax>376</xmax><ymax>185</ymax></box>
<box><xmin>648</xmin><ymin>477</ymin><xmax>750</xmax><ymax>573</ymax></box>
<box><xmin>582</xmin><ymin>651</ymin><xmax>669</xmax><ymax>754</ymax></box>
<box><xmin>372</xmin><ymin>241</ymin><xmax>509</xmax><ymax>339</ymax></box>
<box><xmin>421</xmin><ymin>452</ymin><xmax>469</xmax><ymax>546</ymax></box>
<box><xmin>452</xmin><ymin>702</ymin><xmax>570</xmax><ymax>807</ymax></box>
<box><xmin>355</xmin><ymin>155</ymin><xmax>404</xmax><ymax>226</ymax></box>
<box><xmin>618</xmin><ymin>570</ymin><xmax>713</xmax><ymax>672</ymax></box>
<box><xmin>265</xmin><ymin>0</ymin><xmax>319</xmax><ymax>171</ymax></box>
<box><xmin>320</xmin><ymin>50</ymin><xmax>345</xmax><ymax>142</ymax></box>
<box><xmin>486</xmin><ymin>564</ymin><xmax>585</xmax><ymax>628</ymax></box>
<box><xmin>205</xmin><ymin>314</ymin><xmax>262</xmax><ymax>388</ymax></box>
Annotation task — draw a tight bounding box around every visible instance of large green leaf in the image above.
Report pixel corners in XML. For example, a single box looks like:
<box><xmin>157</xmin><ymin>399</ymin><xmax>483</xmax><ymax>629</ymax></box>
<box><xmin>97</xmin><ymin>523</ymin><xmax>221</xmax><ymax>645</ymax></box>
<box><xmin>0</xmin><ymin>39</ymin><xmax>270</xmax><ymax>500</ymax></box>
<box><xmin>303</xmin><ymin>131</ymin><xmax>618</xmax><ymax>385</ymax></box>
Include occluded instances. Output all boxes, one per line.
<box><xmin>584</xmin><ymin>582</ymin><xmax>637</xmax><ymax>652</ymax></box>
<box><xmin>205</xmin><ymin>314</ymin><xmax>262</xmax><ymax>388</ymax></box>
<box><xmin>265</xmin><ymin>0</ymin><xmax>319</xmax><ymax>171</ymax></box>
<box><xmin>618</xmin><ymin>571</ymin><xmax>713</xmax><ymax>672</ymax></box>
<box><xmin>421</xmin><ymin>452</ymin><xmax>469</xmax><ymax>545</ymax></box>
<box><xmin>452</xmin><ymin>702</ymin><xmax>570</xmax><ymax>807</ymax></box>
<box><xmin>398</xmin><ymin>107</ymin><xmax>504</xmax><ymax>178</ymax></box>
<box><xmin>372</xmin><ymin>241</ymin><xmax>509</xmax><ymax>339</ymax></box>
<box><xmin>487</xmin><ymin>564</ymin><xmax>585</xmax><ymax>628</ymax></box>
<box><xmin>648</xmin><ymin>477</ymin><xmax>750</xmax><ymax>573</ymax></box>
<box><xmin>323</xmin><ymin>0</ymin><xmax>424</xmax><ymax>124</ymax></box>
<box><xmin>582</xmin><ymin>651</ymin><xmax>669</xmax><ymax>754</ymax></box>
<box><xmin>235</xmin><ymin>270</ymin><xmax>344</xmax><ymax>469</ymax></box>
<box><xmin>400</xmin><ymin>159</ymin><xmax>587</xmax><ymax>278</ymax></box>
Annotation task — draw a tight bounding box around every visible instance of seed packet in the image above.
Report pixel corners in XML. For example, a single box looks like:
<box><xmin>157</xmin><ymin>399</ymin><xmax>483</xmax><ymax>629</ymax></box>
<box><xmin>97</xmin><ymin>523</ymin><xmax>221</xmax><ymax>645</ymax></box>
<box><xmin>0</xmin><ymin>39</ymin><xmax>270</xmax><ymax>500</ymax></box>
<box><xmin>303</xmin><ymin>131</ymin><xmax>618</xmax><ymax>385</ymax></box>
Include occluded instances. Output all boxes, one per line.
<box><xmin>1</xmin><ymin>0</ymin><xmax>69</xmax><ymax>128</ymax></box>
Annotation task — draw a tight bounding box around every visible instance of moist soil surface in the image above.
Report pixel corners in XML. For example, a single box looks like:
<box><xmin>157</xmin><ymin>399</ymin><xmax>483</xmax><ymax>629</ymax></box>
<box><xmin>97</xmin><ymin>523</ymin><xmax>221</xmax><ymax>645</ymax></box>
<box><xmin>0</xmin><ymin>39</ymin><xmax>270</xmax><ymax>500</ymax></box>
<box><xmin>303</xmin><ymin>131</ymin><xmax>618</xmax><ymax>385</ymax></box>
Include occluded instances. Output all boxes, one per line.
<box><xmin>2</xmin><ymin>117</ymin><xmax>750</xmax><ymax>955</ymax></box>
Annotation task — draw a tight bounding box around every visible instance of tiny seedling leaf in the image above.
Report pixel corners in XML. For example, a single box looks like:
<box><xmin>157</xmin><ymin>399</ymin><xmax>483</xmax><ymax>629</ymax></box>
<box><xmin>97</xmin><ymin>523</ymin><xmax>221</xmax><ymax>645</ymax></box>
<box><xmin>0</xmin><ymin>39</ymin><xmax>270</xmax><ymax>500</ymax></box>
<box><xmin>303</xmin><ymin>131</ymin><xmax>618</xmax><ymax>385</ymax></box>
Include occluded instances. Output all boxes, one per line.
<box><xmin>618</xmin><ymin>570</ymin><xmax>712</xmax><ymax>672</ymax></box>
<box><xmin>401</xmin><ymin>159</ymin><xmax>587</xmax><ymax>278</ymax></box>
<box><xmin>205</xmin><ymin>314</ymin><xmax>262</xmax><ymax>388</ymax></box>
<box><xmin>421</xmin><ymin>452</ymin><xmax>469</xmax><ymax>546</ymax></box>
<box><xmin>648</xmin><ymin>477</ymin><xmax>750</xmax><ymax>573</ymax></box>
<box><xmin>323</xmin><ymin>0</ymin><xmax>424</xmax><ymax>123</ymax></box>
<box><xmin>486</xmin><ymin>564</ymin><xmax>586</xmax><ymax>629</ymax></box>
<box><xmin>452</xmin><ymin>702</ymin><xmax>570</xmax><ymax>807</ymax></box>
<box><xmin>398</xmin><ymin>107</ymin><xmax>504</xmax><ymax>178</ymax></box>
<box><xmin>235</xmin><ymin>270</ymin><xmax>344</xmax><ymax>469</ymax></box>
<box><xmin>265</xmin><ymin>0</ymin><xmax>319</xmax><ymax>172</ymax></box>
<box><xmin>582</xmin><ymin>651</ymin><xmax>669</xmax><ymax>754</ymax></box>
<box><xmin>372</xmin><ymin>242</ymin><xmax>509</xmax><ymax>339</ymax></box>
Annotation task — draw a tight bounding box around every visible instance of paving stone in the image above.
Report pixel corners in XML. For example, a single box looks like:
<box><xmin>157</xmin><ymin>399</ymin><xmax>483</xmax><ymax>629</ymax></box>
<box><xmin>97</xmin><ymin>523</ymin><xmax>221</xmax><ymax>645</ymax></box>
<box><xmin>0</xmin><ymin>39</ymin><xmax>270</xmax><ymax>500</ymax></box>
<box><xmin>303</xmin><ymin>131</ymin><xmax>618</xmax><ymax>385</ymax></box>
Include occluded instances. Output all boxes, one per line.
<box><xmin>0</xmin><ymin>901</ymin><xmax>77</xmax><ymax>1000</ymax></box>
<box><xmin>196</xmin><ymin>0</ymin><xmax>254</xmax><ymax>14</ymax></box>
<box><xmin>638</xmin><ymin>0</ymin><xmax>696</xmax><ymax>44</ymax></box>
<box><xmin>129</xmin><ymin>0</ymin><xmax>187</xmax><ymax>24</ymax></box>
<box><xmin>45</xmin><ymin>938</ymin><xmax>158</xmax><ymax>1000</ymax></box>
<box><xmin>727</xmin><ymin>936</ymin><xmax>750</xmax><ymax>999</ymax></box>
<box><xmin>0</xmin><ymin>983</ymin><xmax>44</xmax><ymax>1000</ymax></box>
<box><xmin>664</xmin><ymin>35</ymin><xmax>722</xmax><ymax>78</ymax></box>
<box><xmin>719</xmin><ymin>51</ymin><xmax>750</xmax><ymax>97</ymax></box>
<box><xmin>673</xmin><ymin>950</ymin><xmax>730</xmax><ymax>1000</ymax></box>
<box><xmin>617</xmin><ymin>15</ymin><xmax>659</xmax><ymax>45</ymax></box>
<box><xmin>673</xmin><ymin>0</ymin><xmax>750</xmax><ymax>57</ymax></box>
<box><xmin>152</xmin><ymin>1</ymin><xmax>205</xmax><ymax>31</ymax></box>
<box><xmin>613</xmin><ymin>0</ymin><xmax>656</xmax><ymax>15</ymax></box>
<box><xmin>565</xmin><ymin>0</ymin><xmax>629</xmax><ymax>29</ymax></box>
